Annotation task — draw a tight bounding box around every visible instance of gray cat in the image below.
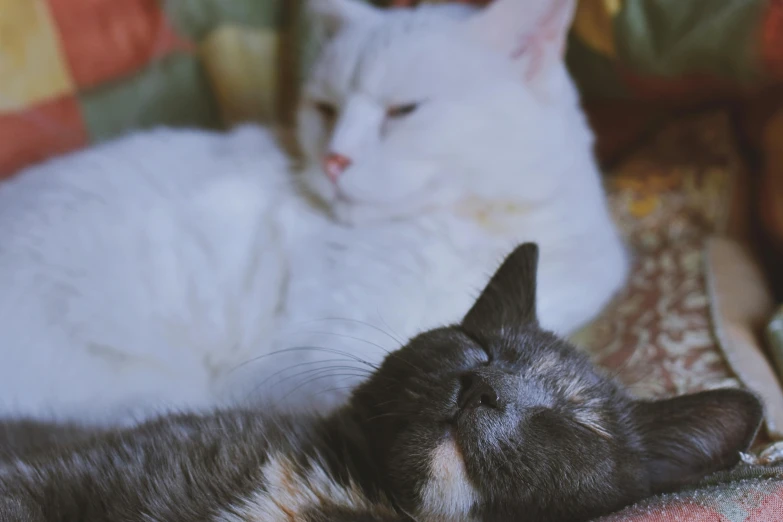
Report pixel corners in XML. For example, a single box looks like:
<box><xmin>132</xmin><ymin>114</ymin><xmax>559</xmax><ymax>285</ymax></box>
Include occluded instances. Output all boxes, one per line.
<box><xmin>0</xmin><ymin>244</ymin><xmax>763</xmax><ymax>522</ymax></box>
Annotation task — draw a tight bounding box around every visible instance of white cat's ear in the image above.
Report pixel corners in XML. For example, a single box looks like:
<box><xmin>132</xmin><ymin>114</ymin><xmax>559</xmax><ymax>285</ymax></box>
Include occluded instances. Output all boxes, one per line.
<box><xmin>466</xmin><ymin>0</ymin><xmax>575</xmax><ymax>85</ymax></box>
<box><xmin>309</xmin><ymin>0</ymin><xmax>382</xmax><ymax>36</ymax></box>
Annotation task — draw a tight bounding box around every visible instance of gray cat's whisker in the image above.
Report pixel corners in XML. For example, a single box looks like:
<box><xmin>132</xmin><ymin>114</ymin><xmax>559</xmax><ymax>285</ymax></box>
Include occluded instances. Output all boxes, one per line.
<box><xmin>252</xmin><ymin>365</ymin><xmax>374</xmax><ymax>396</ymax></box>
<box><xmin>296</xmin><ymin>330</ymin><xmax>396</xmax><ymax>355</ymax></box>
<box><xmin>256</xmin><ymin>359</ymin><xmax>373</xmax><ymax>389</ymax></box>
<box><xmin>315</xmin><ymin>385</ymin><xmax>361</xmax><ymax>396</ymax></box>
<box><xmin>279</xmin><ymin>372</ymin><xmax>371</xmax><ymax>403</ymax></box>
<box><xmin>374</xmin><ymin>307</ymin><xmax>407</xmax><ymax>347</ymax></box>
<box><xmin>230</xmin><ymin>345</ymin><xmax>380</xmax><ymax>373</ymax></box>
<box><xmin>307</xmin><ymin>317</ymin><xmax>406</xmax><ymax>347</ymax></box>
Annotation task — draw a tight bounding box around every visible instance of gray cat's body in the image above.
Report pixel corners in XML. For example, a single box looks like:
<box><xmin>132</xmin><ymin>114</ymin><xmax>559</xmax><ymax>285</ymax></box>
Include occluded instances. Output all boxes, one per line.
<box><xmin>0</xmin><ymin>413</ymin><xmax>397</xmax><ymax>521</ymax></box>
<box><xmin>0</xmin><ymin>244</ymin><xmax>763</xmax><ymax>522</ymax></box>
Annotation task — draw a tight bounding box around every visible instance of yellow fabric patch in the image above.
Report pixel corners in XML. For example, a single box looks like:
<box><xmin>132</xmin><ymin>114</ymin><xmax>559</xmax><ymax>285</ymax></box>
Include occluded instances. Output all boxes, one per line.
<box><xmin>0</xmin><ymin>0</ymin><xmax>74</xmax><ymax>111</ymax></box>
<box><xmin>572</xmin><ymin>0</ymin><xmax>623</xmax><ymax>58</ymax></box>
<box><xmin>200</xmin><ymin>25</ymin><xmax>279</xmax><ymax>126</ymax></box>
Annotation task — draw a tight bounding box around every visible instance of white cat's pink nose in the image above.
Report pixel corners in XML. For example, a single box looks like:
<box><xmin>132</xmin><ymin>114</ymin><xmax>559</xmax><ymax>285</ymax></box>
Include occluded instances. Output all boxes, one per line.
<box><xmin>323</xmin><ymin>152</ymin><xmax>352</xmax><ymax>183</ymax></box>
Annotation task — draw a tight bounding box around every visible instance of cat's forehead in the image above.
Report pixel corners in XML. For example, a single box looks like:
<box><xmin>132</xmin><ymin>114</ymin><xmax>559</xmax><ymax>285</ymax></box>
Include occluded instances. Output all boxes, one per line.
<box><xmin>406</xmin><ymin>326</ymin><xmax>605</xmax><ymax>388</ymax></box>
<box><xmin>309</xmin><ymin>6</ymin><xmax>483</xmax><ymax>101</ymax></box>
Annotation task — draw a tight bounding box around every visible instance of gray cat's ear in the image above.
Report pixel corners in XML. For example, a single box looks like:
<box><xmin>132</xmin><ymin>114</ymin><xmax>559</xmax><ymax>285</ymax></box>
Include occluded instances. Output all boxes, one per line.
<box><xmin>633</xmin><ymin>389</ymin><xmax>763</xmax><ymax>494</ymax></box>
<box><xmin>465</xmin><ymin>0</ymin><xmax>575</xmax><ymax>87</ymax></box>
<box><xmin>462</xmin><ymin>243</ymin><xmax>539</xmax><ymax>334</ymax></box>
<box><xmin>309</xmin><ymin>0</ymin><xmax>382</xmax><ymax>37</ymax></box>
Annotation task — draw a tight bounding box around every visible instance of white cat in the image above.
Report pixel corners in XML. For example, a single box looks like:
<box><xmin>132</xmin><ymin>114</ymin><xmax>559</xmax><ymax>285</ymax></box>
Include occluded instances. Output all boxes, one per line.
<box><xmin>0</xmin><ymin>0</ymin><xmax>628</xmax><ymax>424</ymax></box>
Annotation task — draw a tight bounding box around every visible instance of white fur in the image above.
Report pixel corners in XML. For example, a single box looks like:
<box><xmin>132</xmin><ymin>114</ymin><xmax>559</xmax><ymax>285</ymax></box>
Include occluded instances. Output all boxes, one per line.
<box><xmin>0</xmin><ymin>0</ymin><xmax>627</xmax><ymax>424</ymax></box>
<box><xmin>216</xmin><ymin>454</ymin><xmax>377</xmax><ymax>521</ymax></box>
<box><xmin>419</xmin><ymin>438</ymin><xmax>480</xmax><ymax>521</ymax></box>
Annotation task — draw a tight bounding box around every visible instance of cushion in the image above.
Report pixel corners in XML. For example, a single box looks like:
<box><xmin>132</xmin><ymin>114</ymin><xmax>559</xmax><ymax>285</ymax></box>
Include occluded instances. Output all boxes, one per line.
<box><xmin>574</xmin><ymin>109</ymin><xmax>783</xmax><ymax>520</ymax></box>
<box><xmin>707</xmin><ymin>237</ymin><xmax>783</xmax><ymax>437</ymax></box>
<box><xmin>0</xmin><ymin>0</ymin><xmax>288</xmax><ymax>178</ymax></box>
<box><xmin>342</xmin><ymin>0</ymin><xmax>783</xmax><ymax>101</ymax></box>
<box><xmin>568</xmin><ymin>0</ymin><xmax>783</xmax><ymax>102</ymax></box>
<box><xmin>571</xmin><ymin>111</ymin><xmax>783</xmax><ymax>438</ymax></box>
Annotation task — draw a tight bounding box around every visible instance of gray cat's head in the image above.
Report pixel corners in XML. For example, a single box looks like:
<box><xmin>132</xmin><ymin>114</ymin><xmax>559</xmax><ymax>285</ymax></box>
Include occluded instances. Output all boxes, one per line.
<box><xmin>299</xmin><ymin>0</ymin><xmax>592</xmax><ymax>225</ymax></box>
<box><xmin>349</xmin><ymin>243</ymin><xmax>763</xmax><ymax>521</ymax></box>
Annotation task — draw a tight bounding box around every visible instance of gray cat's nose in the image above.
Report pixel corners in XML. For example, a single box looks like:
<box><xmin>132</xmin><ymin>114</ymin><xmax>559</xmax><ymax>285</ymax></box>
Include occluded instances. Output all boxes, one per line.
<box><xmin>458</xmin><ymin>372</ymin><xmax>499</xmax><ymax>410</ymax></box>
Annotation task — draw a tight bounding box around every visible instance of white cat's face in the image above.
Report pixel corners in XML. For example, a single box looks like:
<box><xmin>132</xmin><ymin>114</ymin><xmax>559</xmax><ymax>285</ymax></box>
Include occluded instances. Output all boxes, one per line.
<box><xmin>298</xmin><ymin>0</ymin><xmax>587</xmax><ymax>225</ymax></box>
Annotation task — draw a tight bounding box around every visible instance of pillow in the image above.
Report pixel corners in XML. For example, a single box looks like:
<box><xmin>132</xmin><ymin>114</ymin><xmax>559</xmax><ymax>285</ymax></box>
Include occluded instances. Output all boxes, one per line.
<box><xmin>357</xmin><ymin>0</ymin><xmax>783</xmax><ymax>101</ymax></box>
<box><xmin>0</xmin><ymin>0</ymin><xmax>287</xmax><ymax>178</ymax></box>
<box><xmin>570</xmin><ymin>111</ymin><xmax>783</xmax><ymax>439</ymax></box>
<box><xmin>568</xmin><ymin>0</ymin><xmax>783</xmax><ymax>102</ymax></box>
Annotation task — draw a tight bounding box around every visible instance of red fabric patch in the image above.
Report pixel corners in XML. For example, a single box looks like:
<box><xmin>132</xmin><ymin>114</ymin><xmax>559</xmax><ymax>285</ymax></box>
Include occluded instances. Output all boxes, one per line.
<box><xmin>46</xmin><ymin>0</ymin><xmax>193</xmax><ymax>90</ymax></box>
<box><xmin>745</xmin><ymin>483</ymin><xmax>783</xmax><ymax>521</ymax></box>
<box><xmin>762</xmin><ymin>0</ymin><xmax>783</xmax><ymax>79</ymax></box>
<box><xmin>600</xmin><ymin>503</ymin><xmax>729</xmax><ymax>521</ymax></box>
<box><xmin>0</xmin><ymin>95</ymin><xmax>88</xmax><ymax>179</ymax></box>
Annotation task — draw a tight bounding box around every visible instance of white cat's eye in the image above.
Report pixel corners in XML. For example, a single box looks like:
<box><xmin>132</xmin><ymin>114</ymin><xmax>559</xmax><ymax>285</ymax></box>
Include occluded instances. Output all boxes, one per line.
<box><xmin>313</xmin><ymin>101</ymin><xmax>337</xmax><ymax>121</ymax></box>
<box><xmin>387</xmin><ymin>103</ymin><xmax>419</xmax><ymax>118</ymax></box>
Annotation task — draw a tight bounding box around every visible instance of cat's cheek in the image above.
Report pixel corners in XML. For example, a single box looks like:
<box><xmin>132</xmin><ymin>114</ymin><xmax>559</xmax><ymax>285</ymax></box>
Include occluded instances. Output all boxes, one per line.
<box><xmin>300</xmin><ymin>167</ymin><xmax>338</xmax><ymax>206</ymax></box>
<box><xmin>332</xmin><ymin>202</ymin><xmax>362</xmax><ymax>225</ymax></box>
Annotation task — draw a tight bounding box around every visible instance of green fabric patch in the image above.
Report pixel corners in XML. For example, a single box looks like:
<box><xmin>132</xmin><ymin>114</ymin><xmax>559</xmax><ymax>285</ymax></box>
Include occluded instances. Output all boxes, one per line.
<box><xmin>566</xmin><ymin>35</ymin><xmax>630</xmax><ymax>100</ymax></box>
<box><xmin>79</xmin><ymin>54</ymin><xmax>220</xmax><ymax>142</ymax></box>
<box><xmin>615</xmin><ymin>0</ymin><xmax>767</xmax><ymax>82</ymax></box>
<box><xmin>163</xmin><ymin>0</ymin><xmax>283</xmax><ymax>41</ymax></box>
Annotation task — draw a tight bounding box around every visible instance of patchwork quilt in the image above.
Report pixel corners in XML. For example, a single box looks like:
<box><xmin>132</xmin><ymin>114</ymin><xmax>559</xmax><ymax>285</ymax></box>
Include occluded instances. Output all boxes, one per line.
<box><xmin>0</xmin><ymin>0</ymin><xmax>284</xmax><ymax>177</ymax></box>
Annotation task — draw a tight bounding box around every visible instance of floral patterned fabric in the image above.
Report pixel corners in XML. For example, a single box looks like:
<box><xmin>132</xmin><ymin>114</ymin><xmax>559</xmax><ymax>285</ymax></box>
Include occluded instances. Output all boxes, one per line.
<box><xmin>571</xmin><ymin>111</ymin><xmax>783</xmax><ymax>521</ymax></box>
<box><xmin>571</xmin><ymin>112</ymin><xmax>742</xmax><ymax>399</ymax></box>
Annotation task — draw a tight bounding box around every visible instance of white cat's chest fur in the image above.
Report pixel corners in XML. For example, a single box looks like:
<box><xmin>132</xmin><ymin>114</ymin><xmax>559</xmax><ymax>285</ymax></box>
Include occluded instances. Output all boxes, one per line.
<box><xmin>284</xmin><ymin>207</ymin><xmax>492</xmax><ymax>338</ymax></box>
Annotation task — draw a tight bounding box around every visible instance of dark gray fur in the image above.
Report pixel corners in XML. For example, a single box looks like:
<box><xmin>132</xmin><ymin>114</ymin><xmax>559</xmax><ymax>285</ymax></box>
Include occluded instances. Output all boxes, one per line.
<box><xmin>0</xmin><ymin>244</ymin><xmax>764</xmax><ymax>521</ymax></box>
